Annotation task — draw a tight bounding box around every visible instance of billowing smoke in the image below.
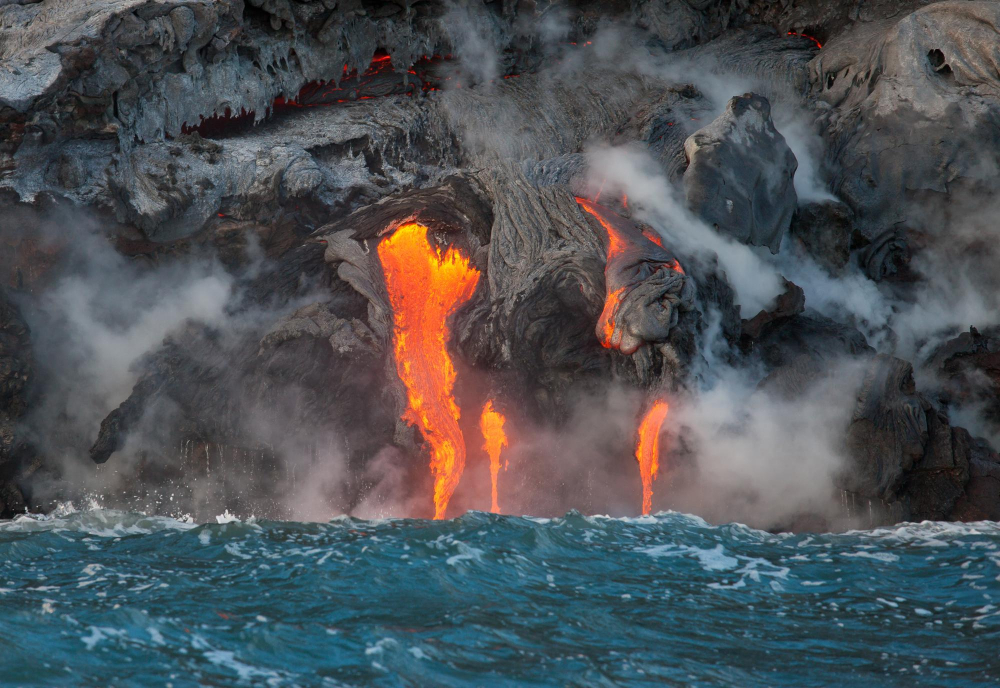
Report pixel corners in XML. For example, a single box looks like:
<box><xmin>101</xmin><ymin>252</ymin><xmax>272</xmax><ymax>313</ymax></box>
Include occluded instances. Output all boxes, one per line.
<box><xmin>668</xmin><ymin>359</ymin><xmax>867</xmax><ymax>529</ymax></box>
<box><xmin>585</xmin><ymin>144</ymin><xmax>784</xmax><ymax>316</ymax></box>
<box><xmin>20</xmin><ymin>215</ymin><xmax>231</xmax><ymax>496</ymax></box>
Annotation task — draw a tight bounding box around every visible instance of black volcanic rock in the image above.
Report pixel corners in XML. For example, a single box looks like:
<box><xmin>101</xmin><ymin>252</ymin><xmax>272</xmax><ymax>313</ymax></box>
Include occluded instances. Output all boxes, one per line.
<box><xmin>3</xmin><ymin>0</ymin><xmax>1000</xmax><ymax>526</ymax></box>
<box><xmin>921</xmin><ymin>326</ymin><xmax>1000</xmax><ymax>442</ymax></box>
<box><xmin>951</xmin><ymin>441</ymin><xmax>1000</xmax><ymax>521</ymax></box>
<box><xmin>742</xmin><ymin>279</ymin><xmax>806</xmax><ymax>341</ymax></box>
<box><xmin>683</xmin><ymin>93</ymin><xmax>798</xmax><ymax>254</ymax></box>
<box><xmin>789</xmin><ymin>201</ymin><xmax>854</xmax><ymax>274</ymax></box>
<box><xmin>0</xmin><ymin>288</ymin><xmax>33</xmax><ymax>517</ymax></box>
<box><xmin>813</xmin><ymin>1</ymin><xmax>1000</xmax><ymax>237</ymax></box>
<box><xmin>843</xmin><ymin>354</ymin><xmax>986</xmax><ymax>522</ymax></box>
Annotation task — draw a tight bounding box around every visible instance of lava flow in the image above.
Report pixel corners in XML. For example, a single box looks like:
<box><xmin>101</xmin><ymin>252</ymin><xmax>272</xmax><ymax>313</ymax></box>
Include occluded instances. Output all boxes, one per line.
<box><xmin>576</xmin><ymin>197</ymin><xmax>684</xmax><ymax>350</ymax></box>
<box><xmin>480</xmin><ymin>400</ymin><xmax>508</xmax><ymax>513</ymax></box>
<box><xmin>636</xmin><ymin>400</ymin><xmax>670</xmax><ymax>516</ymax></box>
<box><xmin>576</xmin><ymin>197</ymin><xmax>630</xmax><ymax>348</ymax></box>
<box><xmin>377</xmin><ymin>223</ymin><xmax>481</xmax><ymax>519</ymax></box>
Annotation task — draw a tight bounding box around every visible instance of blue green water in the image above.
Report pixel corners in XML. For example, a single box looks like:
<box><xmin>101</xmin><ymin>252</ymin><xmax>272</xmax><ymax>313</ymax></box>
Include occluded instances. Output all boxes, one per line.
<box><xmin>1</xmin><ymin>509</ymin><xmax>998</xmax><ymax>687</ymax></box>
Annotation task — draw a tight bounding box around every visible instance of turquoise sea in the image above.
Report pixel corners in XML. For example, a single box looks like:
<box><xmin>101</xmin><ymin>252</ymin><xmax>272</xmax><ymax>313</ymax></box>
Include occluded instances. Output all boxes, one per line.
<box><xmin>1</xmin><ymin>509</ymin><xmax>998</xmax><ymax>686</ymax></box>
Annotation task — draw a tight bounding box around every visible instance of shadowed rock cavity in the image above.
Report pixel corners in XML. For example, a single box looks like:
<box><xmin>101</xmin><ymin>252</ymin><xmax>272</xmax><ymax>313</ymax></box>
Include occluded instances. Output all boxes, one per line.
<box><xmin>0</xmin><ymin>288</ymin><xmax>34</xmax><ymax>517</ymax></box>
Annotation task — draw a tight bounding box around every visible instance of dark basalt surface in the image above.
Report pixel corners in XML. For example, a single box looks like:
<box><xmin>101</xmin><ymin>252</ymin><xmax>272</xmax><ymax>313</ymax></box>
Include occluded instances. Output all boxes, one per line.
<box><xmin>2</xmin><ymin>0</ymin><xmax>1000</xmax><ymax>528</ymax></box>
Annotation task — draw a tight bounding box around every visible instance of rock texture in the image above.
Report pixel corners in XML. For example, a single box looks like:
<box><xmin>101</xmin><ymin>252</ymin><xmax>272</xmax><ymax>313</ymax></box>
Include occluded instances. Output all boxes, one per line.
<box><xmin>683</xmin><ymin>93</ymin><xmax>798</xmax><ymax>253</ymax></box>
<box><xmin>814</xmin><ymin>1</ymin><xmax>1000</xmax><ymax>239</ymax></box>
<box><xmin>844</xmin><ymin>355</ymin><xmax>988</xmax><ymax>522</ymax></box>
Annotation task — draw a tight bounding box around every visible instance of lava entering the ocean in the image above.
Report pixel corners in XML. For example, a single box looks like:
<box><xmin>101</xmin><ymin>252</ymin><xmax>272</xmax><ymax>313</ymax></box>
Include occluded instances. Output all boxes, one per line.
<box><xmin>480</xmin><ymin>400</ymin><xmax>509</xmax><ymax>513</ymax></box>
<box><xmin>636</xmin><ymin>400</ymin><xmax>670</xmax><ymax>516</ymax></box>
<box><xmin>377</xmin><ymin>222</ymin><xmax>481</xmax><ymax>519</ymax></box>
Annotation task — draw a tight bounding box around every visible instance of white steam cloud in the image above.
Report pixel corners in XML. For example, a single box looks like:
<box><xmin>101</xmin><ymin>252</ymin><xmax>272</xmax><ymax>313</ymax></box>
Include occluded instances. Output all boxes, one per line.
<box><xmin>585</xmin><ymin>143</ymin><xmax>784</xmax><ymax>316</ymax></box>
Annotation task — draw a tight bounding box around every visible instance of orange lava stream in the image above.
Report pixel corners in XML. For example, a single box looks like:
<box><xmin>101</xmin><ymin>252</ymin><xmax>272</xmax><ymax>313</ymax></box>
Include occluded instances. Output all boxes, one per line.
<box><xmin>600</xmin><ymin>287</ymin><xmax>626</xmax><ymax>348</ymax></box>
<box><xmin>576</xmin><ymin>197</ymin><xmax>628</xmax><ymax>258</ymax></box>
<box><xmin>577</xmin><ymin>197</ymin><xmax>632</xmax><ymax>349</ymax></box>
<box><xmin>480</xmin><ymin>400</ymin><xmax>509</xmax><ymax>513</ymax></box>
<box><xmin>635</xmin><ymin>400</ymin><xmax>670</xmax><ymax>516</ymax></box>
<box><xmin>378</xmin><ymin>222</ymin><xmax>481</xmax><ymax>519</ymax></box>
<box><xmin>642</xmin><ymin>228</ymin><xmax>664</xmax><ymax>249</ymax></box>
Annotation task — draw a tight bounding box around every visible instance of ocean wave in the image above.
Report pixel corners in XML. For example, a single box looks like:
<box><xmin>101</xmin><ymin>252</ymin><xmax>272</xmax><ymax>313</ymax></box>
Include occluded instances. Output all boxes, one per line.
<box><xmin>1</xmin><ymin>507</ymin><xmax>998</xmax><ymax>686</ymax></box>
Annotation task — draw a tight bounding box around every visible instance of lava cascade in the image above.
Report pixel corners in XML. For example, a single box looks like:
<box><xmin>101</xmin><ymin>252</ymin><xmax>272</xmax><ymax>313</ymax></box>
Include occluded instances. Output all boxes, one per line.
<box><xmin>635</xmin><ymin>400</ymin><xmax>670</xmax><ymax>515</ymax></box>
<box><xmin>377</xmin><ymin>223</ymin><xmax>480</xmax><ymax>519</ymax></box>
<box><xmin>479</xmin><ymin>400</ymin><xmax>509</xmax><ymax>513</ymax></box>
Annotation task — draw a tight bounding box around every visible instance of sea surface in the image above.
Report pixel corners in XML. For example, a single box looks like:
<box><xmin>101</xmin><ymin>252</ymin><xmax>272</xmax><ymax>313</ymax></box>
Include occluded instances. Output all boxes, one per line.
<box><xmin>1</xmin><ymin>508</ymin><xmax>998</xmax><ymax>687</ymax></box>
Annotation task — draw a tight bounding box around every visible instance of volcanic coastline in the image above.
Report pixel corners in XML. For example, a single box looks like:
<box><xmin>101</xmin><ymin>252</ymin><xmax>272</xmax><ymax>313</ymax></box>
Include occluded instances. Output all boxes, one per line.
<box><xmin>2</xmin><ymin>0</ymin><xmax>1000</xmax><ymax>531</ymax></box>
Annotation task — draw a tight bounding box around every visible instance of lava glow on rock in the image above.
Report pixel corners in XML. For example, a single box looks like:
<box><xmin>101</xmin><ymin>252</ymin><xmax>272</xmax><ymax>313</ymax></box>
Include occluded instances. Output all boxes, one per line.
<box><xmin>377</xmin><ymin>222</ymin><xmax>480</xmax><ymax>519</ymax></box>
<box><xmin>636</xmin><ymin>400</ymin><xmax>670</xmax><ymax>516</ymax></box>
<box><xmin>575</xmin><ymin>197</ymin><xmax>630</xmax><ymax>349</ymax></box>
<box><xmin>480</xmin><ymin>400</ymin><xmax>509</xmax><ymax>514</ymax></box>
<box><xmin>575</xmin><ymin>197</ymin><xmax>684</xmax><ymax>351</ymax></box>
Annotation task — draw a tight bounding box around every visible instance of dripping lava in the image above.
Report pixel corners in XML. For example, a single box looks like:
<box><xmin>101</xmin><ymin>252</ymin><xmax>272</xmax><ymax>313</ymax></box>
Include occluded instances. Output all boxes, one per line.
<box><xmin>480</xmin><ymin>400</ymin><xmax>508</xmax><ymax>514</ymax></box>
<box><xmin>636</xmin><ymin>400</ymin><xmax>670</xmax><ymax>516</ymax></box>
<box><xmin>575</xmin><ymin>196</ymin><xmax>683</xmax><ymax>351</ymax></box>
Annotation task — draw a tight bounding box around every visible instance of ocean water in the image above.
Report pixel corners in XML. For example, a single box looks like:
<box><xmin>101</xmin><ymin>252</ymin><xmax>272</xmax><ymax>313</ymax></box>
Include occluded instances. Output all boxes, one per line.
<box><xmin>1</xmin><ymin>509</ymin><xmax>998</xmax><ymax>687</ymax></box>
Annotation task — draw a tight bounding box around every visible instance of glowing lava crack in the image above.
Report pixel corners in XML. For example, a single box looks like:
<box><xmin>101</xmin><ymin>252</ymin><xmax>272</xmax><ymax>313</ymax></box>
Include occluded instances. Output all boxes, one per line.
<box><xmin>378</xmin><ymin>223</ymin><xmax>481</xmax><ymax>519</ymax></box>
<box><xmin>636</xmin><ymin>400</ymin><xmax>670</xmax><ymax>516</ymax></box>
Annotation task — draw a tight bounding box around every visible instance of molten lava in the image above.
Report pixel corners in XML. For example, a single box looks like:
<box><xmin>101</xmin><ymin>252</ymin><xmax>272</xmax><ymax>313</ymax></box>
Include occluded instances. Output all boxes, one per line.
<box><xmin>636</xmin><ymin>400</ymin><xmax>670</xmax><ymax>516</ymax></box>
<box><xmin>377</xmin><ymin>222</ymin><xmax>481</xmax><ymax>519</ymax></box>
<box><xmin>787</xmin><ymin>31</ymin><xmax>823</xmax><ymax>49</ymax></box>
<box><xmin>479</xmin><ymin>400</ymin><xmax>508</xmax><ymax>514</ymax></box>
<box><xmin>576</xmin><ymin>197</ymin><xmax>684</xmax><ymax>350</ymax></box>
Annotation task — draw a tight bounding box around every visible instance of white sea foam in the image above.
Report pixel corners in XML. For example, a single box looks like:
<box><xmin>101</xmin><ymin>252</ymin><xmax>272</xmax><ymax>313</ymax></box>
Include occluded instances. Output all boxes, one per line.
<box><xmin>842</xmin><ymin>551</ymin><xmax>901</xmax><ymax>563</ymax></box>
<box><xmin>640</xmin><ymin>544</ymin><xmax>739</xmax><ymax>571</ymax></box>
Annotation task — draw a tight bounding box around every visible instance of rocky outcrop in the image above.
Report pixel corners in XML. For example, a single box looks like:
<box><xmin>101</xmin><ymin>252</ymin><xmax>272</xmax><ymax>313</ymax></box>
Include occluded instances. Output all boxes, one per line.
<box><xmin>788</xmin><ymin>201</ymin><xmax>854</xmax><ymax>274</ymax></box>
<box><xmin>813</xmin><ymin>1</ymin><xmax>1000</xmax><ymax>238</ymax></box>
<box><xmin>683</xmin><ymin>93</ymin><xmax>798</xmax><ymax>253</ymax></box>
<box><xmin>844</xmin><ymin>355</ymin><xmax>985</xmax><ymax>522</ymax></box>
<box><xmin>742</xmin><ymin>279</ymin><xmax>806</xmax><ymax>341</ymax></box>
<box><xmin>922</xmin><ymin>326</ymin><xmax>1000</xmax><ymax>434</ymax></box>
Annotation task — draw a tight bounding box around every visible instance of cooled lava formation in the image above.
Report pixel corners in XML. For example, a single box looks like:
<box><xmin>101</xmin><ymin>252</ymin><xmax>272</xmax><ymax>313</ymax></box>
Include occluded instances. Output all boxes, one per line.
<box><xmin>2</xmin><ymin>0</ymin><xmax>1000</xmax><ymax>529</ymax></box>
<box><xmin>576</xmin><ymin>197</ymin><xmax>691</xmax><ymax>356</ymax></box>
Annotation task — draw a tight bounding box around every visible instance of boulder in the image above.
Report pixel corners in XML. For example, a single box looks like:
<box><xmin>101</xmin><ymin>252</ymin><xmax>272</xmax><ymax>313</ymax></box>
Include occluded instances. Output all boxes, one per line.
<box><xmin>814</xmin><ymin>1</ymin><xmax>1000</xmax><ymax>237</ymax></box>
<box><xmin>683</xmin><ymin>93</ymin><xmax>798</xmax><ymax>253</ymax></box>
